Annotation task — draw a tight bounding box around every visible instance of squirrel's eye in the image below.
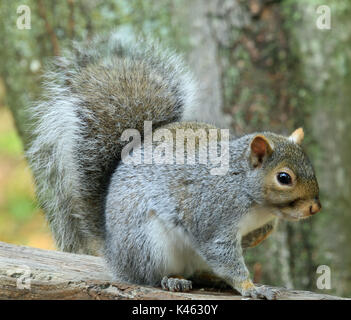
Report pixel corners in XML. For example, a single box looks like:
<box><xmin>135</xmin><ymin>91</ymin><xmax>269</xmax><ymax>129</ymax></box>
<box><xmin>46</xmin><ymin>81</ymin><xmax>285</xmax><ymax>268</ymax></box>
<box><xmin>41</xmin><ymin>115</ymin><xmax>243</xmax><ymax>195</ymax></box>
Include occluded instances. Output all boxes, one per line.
<box><xmin>277</xmin><ymin>172</ymin><xmax>292</xmax><ymax>185</ymax></box>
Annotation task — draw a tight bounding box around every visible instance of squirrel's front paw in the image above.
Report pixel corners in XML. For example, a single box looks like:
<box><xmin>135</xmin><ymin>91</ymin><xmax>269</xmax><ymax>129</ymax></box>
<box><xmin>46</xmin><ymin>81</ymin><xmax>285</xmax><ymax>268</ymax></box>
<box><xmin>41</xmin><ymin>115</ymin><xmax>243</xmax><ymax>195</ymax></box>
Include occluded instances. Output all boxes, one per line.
<box><xmin>161</xmin><ymin>276</ymin><xmax>192</xmax><ymax>292</ymax></box>
<box><xmin>237</xmin><ymin>280</ymin><xmax>280</xmax><ymax>300</ymax></box>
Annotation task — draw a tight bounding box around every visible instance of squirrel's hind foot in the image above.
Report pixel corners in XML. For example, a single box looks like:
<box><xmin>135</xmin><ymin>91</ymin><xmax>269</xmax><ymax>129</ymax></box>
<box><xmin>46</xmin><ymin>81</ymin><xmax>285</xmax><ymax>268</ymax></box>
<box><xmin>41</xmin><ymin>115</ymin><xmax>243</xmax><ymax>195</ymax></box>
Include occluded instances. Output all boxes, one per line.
<box><xmin>242</xmin><ymin>285</ymin><xmax>281</xmax><ymax>300</ymax></box>
<box><xmin>161</xmin><ymin>276</ymin><xmax>192</xmax><ymax>292</ymax></box>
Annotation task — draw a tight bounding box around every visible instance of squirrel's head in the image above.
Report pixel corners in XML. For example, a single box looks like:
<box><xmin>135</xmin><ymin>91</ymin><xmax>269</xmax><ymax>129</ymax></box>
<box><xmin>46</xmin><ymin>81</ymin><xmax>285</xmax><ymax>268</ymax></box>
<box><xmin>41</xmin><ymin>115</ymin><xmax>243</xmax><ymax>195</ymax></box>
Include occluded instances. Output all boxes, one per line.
<box><xmin>249</xmin><ymin>128</ymin><xmax>321</xmax><ymax>221</ymax></box>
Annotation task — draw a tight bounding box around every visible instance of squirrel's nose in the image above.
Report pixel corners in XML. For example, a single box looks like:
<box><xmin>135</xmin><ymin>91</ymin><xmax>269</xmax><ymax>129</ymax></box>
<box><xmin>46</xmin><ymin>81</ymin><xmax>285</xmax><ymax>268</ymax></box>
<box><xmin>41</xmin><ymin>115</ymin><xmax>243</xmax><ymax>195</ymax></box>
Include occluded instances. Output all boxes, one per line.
<box><xmin>310</xmin><ymin>198</ymin><xmax>322</xmax><ymax>215</ymax></box>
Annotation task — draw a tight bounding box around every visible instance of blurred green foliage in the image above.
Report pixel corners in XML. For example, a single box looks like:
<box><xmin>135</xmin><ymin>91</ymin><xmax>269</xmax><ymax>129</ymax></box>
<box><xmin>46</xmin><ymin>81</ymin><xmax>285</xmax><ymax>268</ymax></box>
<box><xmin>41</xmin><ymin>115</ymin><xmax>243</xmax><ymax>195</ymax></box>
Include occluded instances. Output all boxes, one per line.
<box><xmin>0</xmin><ymin>106</ymin><xmax>54</xmax><ymax>249</ymax></box>
<box><xmin>0</xmin><ymin>130</ymin><xmax>23</xmax><ymax>156</ymax></box>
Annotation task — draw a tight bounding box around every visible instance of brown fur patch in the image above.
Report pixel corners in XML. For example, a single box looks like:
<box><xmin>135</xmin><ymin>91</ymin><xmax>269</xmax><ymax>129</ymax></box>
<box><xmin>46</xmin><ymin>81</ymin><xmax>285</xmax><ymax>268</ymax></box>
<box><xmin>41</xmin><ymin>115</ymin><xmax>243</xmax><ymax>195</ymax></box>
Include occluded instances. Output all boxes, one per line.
<box><xmin>148</xmin><ymin>209</ymin><xmax>156</xmax><ymax>218</ymax></box>
<box><xmin>240</xmin><ymin>279</ymin><xmax>254</xmax><ymax>291</ymax></box>
<box><xmin>249</xmin><ymin>229</ymin><xmax>274</xmax><ymax>247</ymax></box>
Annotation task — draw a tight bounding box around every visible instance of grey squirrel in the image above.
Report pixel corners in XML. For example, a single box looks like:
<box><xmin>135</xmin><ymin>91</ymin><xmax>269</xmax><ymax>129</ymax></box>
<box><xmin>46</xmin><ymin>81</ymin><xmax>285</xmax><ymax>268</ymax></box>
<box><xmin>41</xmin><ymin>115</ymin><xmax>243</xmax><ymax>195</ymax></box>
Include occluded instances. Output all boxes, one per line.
<box><xmin>27</xmin><ymin>31</ymin><xmax>321</xmax><ymax>299</ymax></box>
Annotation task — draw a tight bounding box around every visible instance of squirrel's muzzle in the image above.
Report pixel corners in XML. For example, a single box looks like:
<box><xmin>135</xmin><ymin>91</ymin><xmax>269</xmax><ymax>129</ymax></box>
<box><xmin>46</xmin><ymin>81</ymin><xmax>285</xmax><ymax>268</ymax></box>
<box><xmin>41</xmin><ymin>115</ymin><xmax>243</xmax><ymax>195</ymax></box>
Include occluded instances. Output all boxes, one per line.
<box><xmin>309</xmin><ymin>197</ymin><xmax>322</xmax><ymax>215</ymax></box>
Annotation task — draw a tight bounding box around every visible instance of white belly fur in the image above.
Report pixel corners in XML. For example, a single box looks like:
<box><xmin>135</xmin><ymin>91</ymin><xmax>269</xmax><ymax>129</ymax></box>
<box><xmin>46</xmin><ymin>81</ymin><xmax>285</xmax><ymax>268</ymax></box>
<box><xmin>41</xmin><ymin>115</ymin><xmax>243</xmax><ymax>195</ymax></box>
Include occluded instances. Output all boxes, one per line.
<box><xmin>148</xmin><ymin>207</ymin><xmax>275</xmax><ymax>278</ymax></box>
<box><xmin>148</xmin><ymin>216</ymin><xmax>210</xmax><ymax>278</ymax></box>
<box><xmin>238</xmin><ymin>206</ymin><xmax>275</xmax><ymax>237</ymax></box>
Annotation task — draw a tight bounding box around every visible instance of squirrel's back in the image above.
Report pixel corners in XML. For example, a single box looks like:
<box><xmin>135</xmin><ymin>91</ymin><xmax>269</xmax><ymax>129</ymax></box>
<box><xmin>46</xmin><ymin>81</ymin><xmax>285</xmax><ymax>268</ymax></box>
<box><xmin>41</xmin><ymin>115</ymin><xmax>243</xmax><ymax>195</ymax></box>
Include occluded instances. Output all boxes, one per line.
<box><xmin>27</xmin><ymin>31</ymin><xmax>197</xmax><ymax>254</ymax></box>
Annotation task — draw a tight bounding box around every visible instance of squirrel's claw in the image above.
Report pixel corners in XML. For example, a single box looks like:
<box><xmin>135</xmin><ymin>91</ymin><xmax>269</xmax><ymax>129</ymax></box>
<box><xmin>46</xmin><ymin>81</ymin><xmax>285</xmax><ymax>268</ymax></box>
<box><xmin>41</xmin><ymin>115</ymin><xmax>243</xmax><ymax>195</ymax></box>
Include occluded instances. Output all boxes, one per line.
<box><xmin>161</xmin><ymin>276</ymin><xmax>193</xmax><ymax>292</ymax></box>
<box><xmin>241</xmin><ymin>285</ymin><xmax>280</xmax><ymax>300</ymax></box>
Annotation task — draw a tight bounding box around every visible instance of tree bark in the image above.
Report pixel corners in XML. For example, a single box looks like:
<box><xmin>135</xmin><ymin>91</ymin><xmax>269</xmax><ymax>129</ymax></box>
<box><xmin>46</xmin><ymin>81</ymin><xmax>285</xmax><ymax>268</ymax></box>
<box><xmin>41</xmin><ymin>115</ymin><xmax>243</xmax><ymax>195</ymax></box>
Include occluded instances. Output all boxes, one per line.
<box><xmin>0</xmin><ymin>242</ymin><xmax>346</xmax><ymax>300</ymax></box>
<box><xmin>181</xmin><ymin>0</ymin><xmax>231</xmax><ymax>128</ymax></box>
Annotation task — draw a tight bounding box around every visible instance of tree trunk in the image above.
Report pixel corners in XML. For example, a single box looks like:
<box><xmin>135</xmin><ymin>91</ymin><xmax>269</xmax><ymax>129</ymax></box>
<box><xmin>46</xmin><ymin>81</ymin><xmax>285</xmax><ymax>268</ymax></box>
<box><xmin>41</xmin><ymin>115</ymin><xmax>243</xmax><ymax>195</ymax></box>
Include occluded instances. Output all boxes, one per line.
<box><xmin>180</xmin><ymin>0</ymin><xmax>231</xmax><ymax>128</ymax></box>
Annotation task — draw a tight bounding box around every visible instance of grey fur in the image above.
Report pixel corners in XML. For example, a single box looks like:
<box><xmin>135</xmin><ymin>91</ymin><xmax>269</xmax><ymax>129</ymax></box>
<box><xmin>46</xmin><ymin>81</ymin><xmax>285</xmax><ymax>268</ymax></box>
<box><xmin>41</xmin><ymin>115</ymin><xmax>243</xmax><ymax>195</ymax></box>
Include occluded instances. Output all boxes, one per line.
<box><xmin>104</xmin><ymin>131</ymin><xmax>318</xmax><ymax>298</ymax></box>
<box><xmin>26</xmin><ymin>31</ymin><xmax>197</xmax><ymax>254</ymax></box>
<box><xmin>104</xmin><ymin>135</ymin><xmax>258</xmax><ymax>284</ymax></box>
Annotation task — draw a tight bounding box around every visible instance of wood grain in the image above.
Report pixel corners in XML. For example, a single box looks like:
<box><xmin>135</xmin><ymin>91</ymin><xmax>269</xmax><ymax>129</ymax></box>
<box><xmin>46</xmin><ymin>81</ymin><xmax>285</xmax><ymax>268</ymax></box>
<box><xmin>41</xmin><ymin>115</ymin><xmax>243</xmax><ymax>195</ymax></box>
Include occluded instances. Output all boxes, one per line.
<box><xmin>0</xmin><ymin>241</ymin><xmax>347</xmax><ymax>300</ymax></box>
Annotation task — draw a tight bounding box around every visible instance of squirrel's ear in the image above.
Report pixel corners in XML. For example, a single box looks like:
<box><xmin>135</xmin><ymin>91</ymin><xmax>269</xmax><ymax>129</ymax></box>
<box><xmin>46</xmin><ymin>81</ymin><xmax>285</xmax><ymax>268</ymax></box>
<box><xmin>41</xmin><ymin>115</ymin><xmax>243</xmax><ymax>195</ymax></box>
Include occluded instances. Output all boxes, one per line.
<box><xmin>289</xmin><ymin>128</ymin><xmax>304</xmax><ymax>145</ymax></box>
<box><xmin>250</xmin><ymin>135</ymin><xmax>274</xmax><ymax>168</ymax></box>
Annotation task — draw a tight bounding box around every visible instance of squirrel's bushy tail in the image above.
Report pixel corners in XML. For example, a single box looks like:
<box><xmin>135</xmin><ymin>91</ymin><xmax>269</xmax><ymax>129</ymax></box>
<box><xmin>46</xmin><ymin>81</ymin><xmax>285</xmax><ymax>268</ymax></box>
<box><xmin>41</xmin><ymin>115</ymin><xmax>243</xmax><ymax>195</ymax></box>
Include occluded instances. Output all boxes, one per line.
<box><xmin>26</xmin><ymin>31</ymin><xmax>197</xmax><ymax>254</ymax></box>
